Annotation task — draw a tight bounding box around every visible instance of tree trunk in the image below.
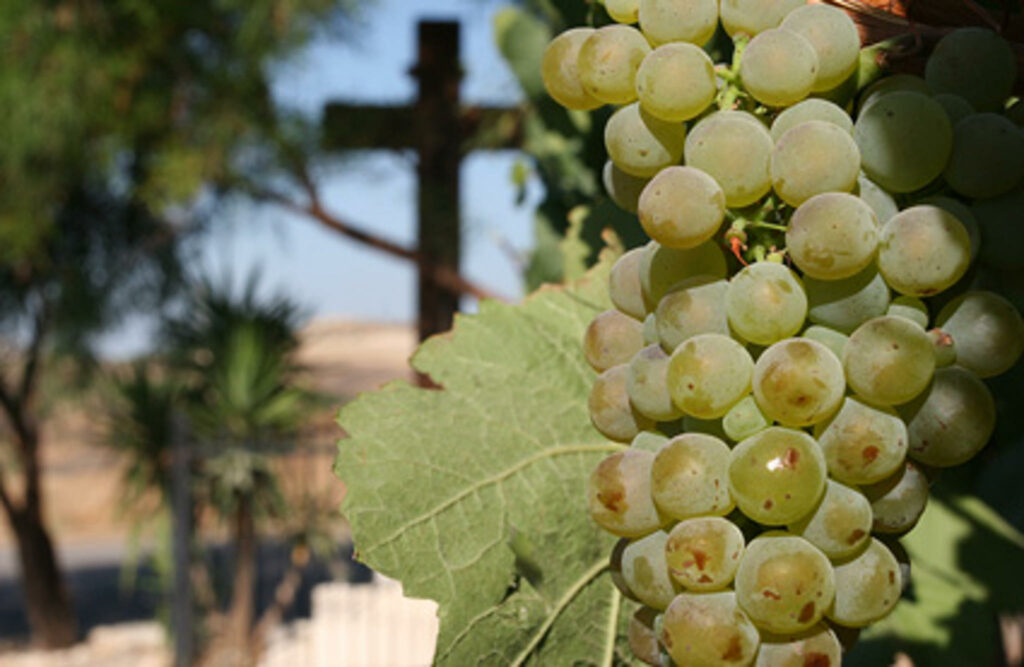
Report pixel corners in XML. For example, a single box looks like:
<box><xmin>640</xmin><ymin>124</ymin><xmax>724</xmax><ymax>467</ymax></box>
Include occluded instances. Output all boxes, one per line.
<box><xmin>227</xmin><ymin>496</ymin><xmax>256</xmax><ymax>666</ymax></box>
<box><xmin>7</xmin><ymin>506</ymin><xmax>77</xmax><ymax>648</ymax></box>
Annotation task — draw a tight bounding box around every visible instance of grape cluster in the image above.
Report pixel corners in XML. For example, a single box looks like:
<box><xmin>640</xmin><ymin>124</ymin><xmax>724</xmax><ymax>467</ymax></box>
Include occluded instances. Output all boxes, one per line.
<box><xmin>543</xmin><ymin>2</ymin><xmax>1024</xmax><ymax>665</ymax></box>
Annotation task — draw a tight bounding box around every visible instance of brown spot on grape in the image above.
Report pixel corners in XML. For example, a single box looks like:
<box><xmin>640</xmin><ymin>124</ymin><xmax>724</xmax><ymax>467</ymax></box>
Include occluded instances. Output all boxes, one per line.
<box><xmin>688</xmin><ymin>383</ymin><xmax>695</xmax><ymax>390</ymax></box>
<box><xmin>763</xmin><ymin>590</ymin><xmax>782</xmax><ymax>600</ymax></box>
<box><xmin>764</xmin><ymin>499</ymin><xmax>774</xmax><ymax>510</ymax></box>
<box><xmin>722</xmin><ymin>634</ymin><xmax>744</xmax><ymax>661</ymax></box>
<box><xmin>661</xmin><ymin>629</ymin><xmax>674</xmax><ymax>649</ymax></box>
<box><xmin>798</xmin><ymin>601</ymin><xmax>816</xmax><ymax>623</ymax></box>
<box><xmin>693</xmin><ymin>549</ymin><xmax>709</xmax><ymax>570</ymax></box>
<box><xmin>783</xmin><ymin>448</ymin><xmax>800</xmax><ymax>468</ymax></box>
<box><xmin>785</xmin><ymin>493</ymin><xmax>792</xmax><ymax>500</ymax></box>
<box><xmin>714</xmin><ymin>479</ymin><xmax>720</xmax><ymax>488</ymax></box>
<box><xmin>863</xmin><ymin>446</ymin><xmax>879</xmax><ymax>462</ymax></box>
<box><xmin>848</xmin><ymin>529</ymin><xmax>866</xmax><ymax>544</ymax></box>
<box><xmin>889</xmin><ymin>570</ymin><xmax>896</xmax><ymax>584</ymax></box>
<box><xmin>804</xmin><ymin>652</ymin><xmax>832</xmax><ymax>667</ymax></box>
<box><xmin>597</xmin><ymin>489</ymin><xmax>625</xmax><ymax>513</ymax></box>
<box><xmin>699</xmin><ymin>574</ymin><xmax>713</xmax><ymax>583</ymax></box>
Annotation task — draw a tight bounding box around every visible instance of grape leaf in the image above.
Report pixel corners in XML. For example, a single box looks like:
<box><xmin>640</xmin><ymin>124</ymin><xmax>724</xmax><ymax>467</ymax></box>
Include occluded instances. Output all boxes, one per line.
<box><xmin>334</xmin><ymin>260</ymin><xmax>637</xmax><ymax>666</ymax></box>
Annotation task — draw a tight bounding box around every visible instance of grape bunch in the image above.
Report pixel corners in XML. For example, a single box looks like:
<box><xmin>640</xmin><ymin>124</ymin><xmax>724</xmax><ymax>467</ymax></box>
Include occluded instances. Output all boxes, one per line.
<box><xmin>543</xmin><ymin>1</ymin><xmax>1024</xmax><ymax>665</ymax></box>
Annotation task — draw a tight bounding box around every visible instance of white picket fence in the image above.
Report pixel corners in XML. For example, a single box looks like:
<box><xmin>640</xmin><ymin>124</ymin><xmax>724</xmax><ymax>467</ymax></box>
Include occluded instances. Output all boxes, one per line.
<box><xmin>261</xmin><ymin>576</ymin><xmax>439</xmax><ymax>667</ymax></box>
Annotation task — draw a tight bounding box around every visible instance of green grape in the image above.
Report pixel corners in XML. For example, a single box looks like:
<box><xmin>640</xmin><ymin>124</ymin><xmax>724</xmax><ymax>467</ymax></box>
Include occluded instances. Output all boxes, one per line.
<box><xmin>802</xmin><ymin>325</ymin><xmax>848</xmax><ymax>360</ymax></box>
<box><xmin>610</xmin><ymin>537</ymin><xmax>640</xmax><ymax>601</ymax></box>
<box><xmin>723</xmin><ymin>395</ymin><xmax>771</xmax><ymax>442</ymax></box>
<box><xmin>770</xmin><ymin>98</ymin><xmax>853</xmax><ymax>142</ymax></box>
<box><xmin>638</xmin><ymin>0</ymin><xmax>719</xmax><ymax>47</ymax></box>
<box><xmin>928</xmin><ymin>328</ymin><xmax>956</xmax><ymax>367</ymax></box>
<box><xmin>578</xmin><ymin>25</ymin><xmax>651</xmax><ymax>104</ymax></box>
<box><xmin>661</xmin><ymin>591</ymin><xmax>761</xmax><ymax>667</ymax></box>
<box><xmin>925</xmin><ymin>27</ymin><xmax>1016</xmax><ymax>112</ymax></box>
<box><xmin>933</xmin><ymin>92</ymin><xmax>975</xmax><ymax>126</ymax></box>
<box><xmin>771</xmin><ymin>121</ymin><xmax>860</xmax><ymax>206</ymax></box>
<box><xmin>665</xmin><ymin>517</ymin><xmax>745</xmax><ymax>591</ymax></box>
<box><xmin>754</xmin><ymin>623</ymin><xmax>842</xmax><ymax>667</ymax></box>
<box><xmin>627</xmin><ymin>606</ymin><xmax>662</xmax><ymax>667</ymax></box>
<box><xmin>605</xmin><ymin>103</ymin><xmax>687</xmax><ymax>178</ymax></box>
<box><xmin>628</xmin><ymin>344</ymin><xmax>684</xmax><ymax>421</ymax></box>
<box><xmin>642</xmin><ymin>312</ymin><xmax>659</xmax><ymax>345</ymax></box>
<box><xmin>685</xmin><ymin>111</ymin><xmax>774</xmax><ymax>207</ymax></box>
<box><xmin>541</xmin><ymin>28</ymin><xmax>603</xmax><ymax>111</ymax></box>
<box><xmin>886</xmin><ymin>295</ymin><xmax>929</xmax><ymax>329</ymax></box>
<box><xmin>734</xmin><ymin>533</ymin><xmax>835</xmax><ymax>633</ymax></box>
<box><xmin>609</xmin><ymin>246</ymin><xmax>648</xmax><ymax>320</ymax></box>
<box><xmin>583</xmin><ymin>309</ymin><xmax>645</xmax><ymax>371</ymax></box>
<box><xmin>828</xmin><ymin>538</ymin><xmax>902</xmax><ymax>627</ymax></box>
<box><xmin>858</xmin><ymin>73</ymin><xmax>931</xmax><ymax>114</ymax></box>
<box><xmin>780</xmin><ymin>4</ymin><xmax>860</xmax><ymax>92</ymax></box>
<box><xmin>640</xmin><ymin>240</ymin><xmax>728</xmax><ymax>310</ymax></box>
<box><xmin>651</xmin><ymin>433</ymin><xmax>734</xmax><ymax>519</ymax></box>
<box><xmin>856</xmin><ymin>173</ymin><xmax>898</xmax><ymax>225</ymax></box>
<box><xmin>638</xmin><ymin>166</ymin><xmax>726</xmax><ymax>249</ymax></box>
<box><xmin>630</xmin><ymin>430</ymin><xmax>670</xmax><ymax>453</ymax></box>
<box><xmin>786</xmin><ymin>192</ymin><xmax>879</xmax><ymax>280</ymax></box>
<box><xmin>752</xmin><ymin>338</ymin><xmax>845</xmax><ymax>427</ymax></box>
<box><xmin>844</xmin><ymin>316</ymin><xmax>935</xmax><ymax>406</ymax></box>
<box><xmin>720</xmin><ymin>0</ymin><xmax>806</xmax><ymax>37</ymax></box>
<box><xmin>805</xmin><ymin>266</ymin><xmax>890</xmax><ymax>334</ymax></box>
<box><xmin>606</xmin><ymin>0</ymin><xmax>640</xmax><ymax>24</ymax></box>
<box><xmin>877</xmin><ymin>205</ymin><xmax>971</xmax><ymax>296</ymax></box>
<box><xmin>727</xmin><ymin>263</ymin><xmax>808</xmax><ymax>345</ymax></box>
<box><xmin>972</xmin><ymin>189</ymin><xmax>1024</xmax><ymax>271</ymax></box>
<box><xmin>917</xmin><ymin>195</ymin><xmax>981</xmax><ymax>261</ymax></box>
<box><xmin>936</xmin><ymin>291</ymin><xmax>1024</xmax><ymax>377</ymax></box>
<box><xmin>636</xmin><ymin>43</ymin><xmax>717</xmax><ymax>122</ymax></box>
<box><xmin>603</xmin><ymin>161</ymin><xmax>650</xmax><ymax>215</ymax></box>
<box><xmin>899</xmin><ymin>366</ymin><xmax>996</xmax><ymax>467</ymax></box>
<box><xmin>589</xmin><ymin>364</ymin><xmax>656</xmax><ymax>442</ymax></box>
<box><xmin>862</xmin><ymin>461</ymin><xmax>929</xmax><ymax>534</ymax></box>
<box><xmin>622</xmin><ymin>530</ymin><xmax>680</xmax><ymax>610</ymax></box>
<box><xmin>655</xmin><ymin>276</ymin><xmax>730</xmax><ymax>351</ymax></box>
<box><xmin>729</xmin><ymin>427</ymin><xmax>827</xmax><ymax>525</ymax></box>
<box><xmin>587</xmin><ymin>449</ymin><xmax>664</xmax><ymax>537</ymax></box>
<box><xmin>945</xmin><ymin>113</ymin><xmax>1024</xmax><ymax>199</ymax></box>
<box><xmin>668</xmin><ymin>334</ymin><xmax>755</xmax><ymax>418</ymax></box>
<box><xmin>854</xmin><ymin>91</ymin><xmax>952</xmax><ymax>193</ymax></box>
<box><xmin>814</xmin><ymin>396</ymin><xmax>908</xmax><ymax>486</ymax></box>
<box><xmin>740</xmin><ymin>28</ymin><xmax>819</xmax><ymax>108</ymax></box>
<box><xmin>788</xmin><ymin>480</ymin><xmax>872</xmax><ymax>560</ymax></box>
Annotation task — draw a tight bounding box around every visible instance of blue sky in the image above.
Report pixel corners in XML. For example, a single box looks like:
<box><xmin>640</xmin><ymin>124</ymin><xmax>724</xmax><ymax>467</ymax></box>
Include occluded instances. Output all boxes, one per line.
<box><xmin>100</xmin><ymin>0</ymin><xmax>543</xmax><ymax>356</ymax></box>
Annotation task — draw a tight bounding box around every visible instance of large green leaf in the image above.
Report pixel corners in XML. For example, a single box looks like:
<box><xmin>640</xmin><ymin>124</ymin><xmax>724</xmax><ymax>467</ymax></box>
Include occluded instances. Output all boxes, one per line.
<box><xmin>335</xmin><ymin>261</ymin><xmax>638</xmax><ymax>665</ymax></box>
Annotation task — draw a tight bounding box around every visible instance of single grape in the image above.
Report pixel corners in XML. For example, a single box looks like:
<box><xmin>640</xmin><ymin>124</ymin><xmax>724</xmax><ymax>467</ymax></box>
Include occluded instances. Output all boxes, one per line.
<box><xmin>734</xmin><ymin>533</ymin><xmax>835</xmax><ymax>634</ymax></box>
<box><xmin>770</xmin><ymin>98</ymin><xmax>853</xmax><ymax>142</ymax></box>
<box><xmin>583</xmin><ymin>309</ymin><xmax>645</xmax><ymax>371</ymax></box>
<box><xmin>685</xmin><ymin>111</ymin><xmax>774</xmax><ymax>207</ymax></box>
<box><xmin>609</xmin><ymin>247</ymin><xmax>648</xmax><ymax>320</ymax></box>
<box><xmin>917</xmin><ymin>195</ymin><xmax>981</xmax><ymax>261</ymax></box>
<box><xmin>603</xmin><ymin>161</ymin><xmax>649</xmax><ymax>216</ymax></box>
<box><xmin>610</xmin><ymin>537</ymin><xmax>640</xmax><ymax>601</ymax></box>
<box><xmin>862</xmin><ymin>461</ymin><xmax>929</xmax><ymax>534</ymax></box>
<box><xmin>589</xmin><ymin>364</ymin><xmax>656</xmax><ymax>442</ymax></box>
<box><xmin>944</xmin><ymin>113</ymin><xmax>1024</xmax><ymax>199</ymax></box>
<box><xmin>828</xmin><ymin>538</ymin><xmax>902</xmax><ymax>627</ymax></box>
<box><xmin>781</xmin><ymin>4</ymin><xmax>860</xmax><ymax>92</ymax></box>
<box><xmin>578</xmin><ymin>25</ymin><xmax>651</xmax><ymax>104</ymax></box>
<box><xmin>540</xmin><ymin>28</ymin><xmax>603</xmax><ymax>111</ymax></box>
<box><xmin>814</xmin><ymin>396</ymin><xmax>908</xmax><ymax>486</ymax></box>
<box><xmin>639</xmin><ymin>240</ymin><xmax>728</xmax><ymax>310</ymax></box>
<box><xmin>638</xmin><ymin>166</ymin><xmax>726</xmax><ymax>249</ymax></box>
<box><xmin>786</xmin><ymin>192</ymin><xmax>879</xmax><ymax>280</ymax></box>
<box><xmin>754</xmin><ymin>623</ymin><xmax>842</xmax><ymax>667</ymax></box>
<box><xmin>723</xmin><ymin>395</ymin><xmax>771</xmax><ymax>442</ymax></box>
<box><xmin>628</xmin><ymin>344</ymin><xmax>684</xmax><ymax>421</ymax></box>
<box><xmin>720</xmin><ymin>0</ymin><xmax>806</xmax><ymax>37</ymax></box>
<box><xmin>877</xmin><ymin>205</ymin><xmax>971</xmax><ymax>297</ymax></box>
<box><xmin>661</xmin><ymin>591</ymin><xmax>761</xmax><ymax>667</ymax></box>
<box><xmin>729</xmin><ymin>427</ymin><xmax>827</xmax><ymax>525</ymax></box>
<box><xmin>802</xmin><ymin>325</ymin><xmax>848</xmax><ymax>361</ymax></box>
<box><xmin>665</xmin><ymin>517</ymin><xmax>745</xmax><ymax>591</ymax></box>
<box><xmin>972</xmin><ymin>189</ymin><xmax>1024</xmax><ymax>271</ymax></box>
<box><xmin>642</xmin><ymin>312</ymin><xmax>659</xmax><ymax>345</ymax></box>
<box><xmin>936</xmin><ymin>290</ymin><xmax>1024</xmax><ymax>378</ymax></box>
<box><xmin>854</xmin><ymin>91</ymin><xmax>952</xmax><ymax>193</ymax></box>
<box><xmin>844</xmin><ymin>316</ymin><xmax>935</xmax><ymax>406</ymax></box>
<box><xmin>925</xmin><ymin>27</ymin><xmax>1016</xmax><ymax>112</ymax></box>
<box><xmin>622</xmin><ymin>530</ymin><xmax>680</xmax><ymax>610</ymax></box>
<box><xmin>753</xmin><ymin>338</ymin><xmax>845</xmax><ymax>427</ymax></box>
<box><xmin>587</xmin><ymin>449</ymin><xmax>664</xmax><ymax>537</ymax></box>
<box><xmin>605</xmin><ymin>103</ymin><xmax>687</xmax><ymax>178</ymax></box>
<box><xmin>627</xmin><ymin>606</ymin><xmax>662</xmax><ymax>667</ymax></box>
<box><xmin>805</xmin><ymin>266</ymin><xmax>891</xmax><ymax>335</ymax></box>
<box><xmin>933</xmin><ymin>92</ymin><xmax>975</xmax><ymax>126</ymax></box>
<box><xmin>630</xmin><ymin>430</ymin><xmax>669</xmax><ymax>453</ymax></box>
<box><xmin>740</xmin><ymin>28</ymin><xmax>819</xmax><ymax>108</ymax></box>
<box><xmin>727</xmin><ymin>262</ymin><xmax>808</xmax><ymax>345</ymax></box>
<box><xmin>638</xmin><ymin>0</ymin><xmax>719</xmax><ymax>47</ymax></box>
<box><xmin>886</xmin><ymin>295</ymin><xmax>929</xmax><ymax>329</ymax></box>
<box><xmin>788</xmin><ymin>480</ymin><xmax>872</xmax><ymax>560</ymax></box>
<box><xmin>856</xmin><ymin>172</ymin><xmax>898</xmax><ymax>225</ymax></box>
<box><xmin>655</xmin><ymin>276</ymin><xmax>730</xmax><ymax>351</ymax></box>
<box><xmin>606</xmin><ymin>0</ymin><xmax>640</xmax><ymax>24</ymax></box>
<box><xmin>771</xmin><ymin>120</ymin><xmax>860</xmax><ymax>206</ymax></box>
<box><xmin>651</xmin><ymin>433</ymin><xmax>734</xmax><ymax>519</ymax></box>
<box><xmin>635</xmin><ymin>43</ymin><xmax>717</xmax><ymax>122</ymax></box>
<box><xmin>667</xmin><ymin>334</ymin><xmax>755</xmax><ymax>418</ymax></box>
<box><xmin>927</xmin><ymin>328</ymin><xmax>956</xmax><ymax>367</ymax></box>
<box><xmin>899</xmin><ymin>366</ymin><xmax>996</xmax><ymax>467</ymax></box>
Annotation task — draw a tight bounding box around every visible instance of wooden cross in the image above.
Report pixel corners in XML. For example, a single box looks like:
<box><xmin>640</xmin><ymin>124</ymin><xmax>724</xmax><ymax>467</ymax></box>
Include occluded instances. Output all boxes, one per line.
<box><xmin>322</xmin><ymin>20</ymin><xmax>521</xmax><ymax>343</ymax></box>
